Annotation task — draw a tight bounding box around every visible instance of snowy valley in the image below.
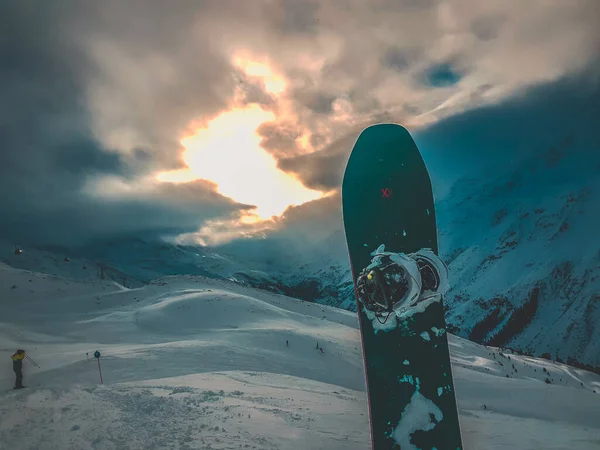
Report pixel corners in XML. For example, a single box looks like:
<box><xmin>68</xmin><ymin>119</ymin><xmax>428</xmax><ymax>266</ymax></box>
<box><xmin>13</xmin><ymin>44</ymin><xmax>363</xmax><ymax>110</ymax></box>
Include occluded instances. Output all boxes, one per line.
<box><xmin>1</xmin><ymin>262</ymin><xmax>600</xmax><ymax>450</ymax></box>
<box><xmin>3</xmin><ymin>142</ymin><xmax>599</xmax><ymax>374</ymax></box>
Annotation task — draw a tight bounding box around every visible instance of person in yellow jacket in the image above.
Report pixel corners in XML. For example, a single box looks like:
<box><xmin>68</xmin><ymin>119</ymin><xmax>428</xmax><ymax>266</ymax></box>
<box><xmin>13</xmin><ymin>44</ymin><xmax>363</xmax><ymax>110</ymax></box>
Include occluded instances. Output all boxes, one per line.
<box><xmin>11</xmin><ymin>349</ymin><xmax>26</xmax><ymax>389</ymax></box>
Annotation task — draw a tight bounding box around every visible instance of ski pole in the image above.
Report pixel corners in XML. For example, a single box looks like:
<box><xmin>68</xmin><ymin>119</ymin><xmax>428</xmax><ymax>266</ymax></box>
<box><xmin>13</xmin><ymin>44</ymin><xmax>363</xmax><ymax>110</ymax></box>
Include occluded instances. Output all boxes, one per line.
<box><xmin>26</xmin><ymin>355</ymin><xmax>40</xmax><ymax>368</ymax></box>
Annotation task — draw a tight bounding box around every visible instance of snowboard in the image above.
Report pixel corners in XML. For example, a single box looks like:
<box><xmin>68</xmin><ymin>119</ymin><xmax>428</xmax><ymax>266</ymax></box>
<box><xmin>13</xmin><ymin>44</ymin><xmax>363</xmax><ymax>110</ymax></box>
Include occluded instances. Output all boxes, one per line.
<box><xmin>342</xmin><ymin>124</ymin><xmax>463</xmax><ymax>449</ymax></box>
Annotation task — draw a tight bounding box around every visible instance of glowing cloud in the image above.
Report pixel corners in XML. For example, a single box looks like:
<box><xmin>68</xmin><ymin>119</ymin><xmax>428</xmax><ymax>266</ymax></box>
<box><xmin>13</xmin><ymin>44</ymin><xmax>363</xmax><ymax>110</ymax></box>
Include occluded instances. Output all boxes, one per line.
<box><xmin>157</xmin><ymin>105</ymin><xmax>323</xmax><ymax>219</ymax></box>
<box><xmin>232</xmin><ymin>54</ymin><xmax>287</xmax><ymax>94</ymax></box>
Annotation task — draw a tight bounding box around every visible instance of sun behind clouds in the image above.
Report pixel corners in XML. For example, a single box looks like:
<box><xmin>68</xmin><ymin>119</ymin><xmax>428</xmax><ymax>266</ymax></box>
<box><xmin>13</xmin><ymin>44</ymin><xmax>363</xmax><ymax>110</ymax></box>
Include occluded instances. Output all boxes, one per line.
<box><xmin>157</xmin><ymin>105</ymin><xmax>323</xmax><ymax>220</ymax></box>
<box><xmin>232</xmin><ymin>53</ymin><xmax>287</xmax><ymax>95</ymax></box>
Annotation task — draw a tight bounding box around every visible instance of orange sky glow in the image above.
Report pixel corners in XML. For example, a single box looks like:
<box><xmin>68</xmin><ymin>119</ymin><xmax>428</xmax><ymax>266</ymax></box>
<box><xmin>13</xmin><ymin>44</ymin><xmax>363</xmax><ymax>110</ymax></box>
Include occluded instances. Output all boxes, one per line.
<box><xmin>157</xmin><ymin>55</ymin><xmax>324</xmax><ymax>223</ymax></box>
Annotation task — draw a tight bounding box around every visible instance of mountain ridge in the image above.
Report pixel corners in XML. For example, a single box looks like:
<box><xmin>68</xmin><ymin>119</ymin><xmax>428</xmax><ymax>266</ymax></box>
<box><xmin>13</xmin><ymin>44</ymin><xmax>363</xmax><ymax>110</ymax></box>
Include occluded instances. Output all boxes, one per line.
<box><xmin>2</xmin><ymin>139</ymin><xmax>599</xmax><ymax>367</ymax></box>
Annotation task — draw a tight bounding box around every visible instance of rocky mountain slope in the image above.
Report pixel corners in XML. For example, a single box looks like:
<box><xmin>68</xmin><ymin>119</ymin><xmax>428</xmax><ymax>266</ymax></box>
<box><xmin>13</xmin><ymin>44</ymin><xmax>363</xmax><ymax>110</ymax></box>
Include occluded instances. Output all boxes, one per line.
<box><xmin>436</xmin><ymin>143</ymin><xmax>600</xmax><ymax>367</ymax></box>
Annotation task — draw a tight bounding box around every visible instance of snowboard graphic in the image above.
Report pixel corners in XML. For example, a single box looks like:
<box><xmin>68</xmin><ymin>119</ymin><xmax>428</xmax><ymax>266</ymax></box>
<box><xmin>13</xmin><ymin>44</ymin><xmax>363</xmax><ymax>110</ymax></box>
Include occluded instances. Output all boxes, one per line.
<box><xmin>342</xmin><ymin>124</ymin><xmax>463</xmax><ymax>449</ymax></box>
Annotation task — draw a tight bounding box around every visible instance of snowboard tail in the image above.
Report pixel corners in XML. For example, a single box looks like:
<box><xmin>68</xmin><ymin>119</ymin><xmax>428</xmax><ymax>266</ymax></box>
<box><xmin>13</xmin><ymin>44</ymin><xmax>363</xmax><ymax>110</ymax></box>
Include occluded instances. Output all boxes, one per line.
<box><xmin>342</xmin><ymin>124</ymin><xmax>463</xmax><ymax>449</ymax></box>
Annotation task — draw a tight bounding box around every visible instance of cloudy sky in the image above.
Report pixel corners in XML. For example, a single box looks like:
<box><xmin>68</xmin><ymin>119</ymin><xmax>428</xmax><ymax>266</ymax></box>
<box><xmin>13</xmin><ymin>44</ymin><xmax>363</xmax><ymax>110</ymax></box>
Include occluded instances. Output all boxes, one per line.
<box><xmin>1</xmin><ymin>0</ymin><xmax>599</xmax><ymax>249</ymax></box>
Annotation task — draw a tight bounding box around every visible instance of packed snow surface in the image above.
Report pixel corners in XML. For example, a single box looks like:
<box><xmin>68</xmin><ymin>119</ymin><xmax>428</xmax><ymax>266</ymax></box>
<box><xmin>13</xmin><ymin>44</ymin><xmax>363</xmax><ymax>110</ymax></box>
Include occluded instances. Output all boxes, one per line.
<box><xmin>1</xmin><ymin>264</ymin><xmax>599</xmax><ymax>449</ymax></box>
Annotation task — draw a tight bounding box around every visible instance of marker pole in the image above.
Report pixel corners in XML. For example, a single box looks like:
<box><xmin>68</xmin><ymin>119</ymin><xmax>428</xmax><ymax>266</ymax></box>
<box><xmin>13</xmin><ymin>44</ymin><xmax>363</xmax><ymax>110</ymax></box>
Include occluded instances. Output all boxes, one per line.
<box><xmin>94</xmin><ymin>351</ymin><xmax>103</xmax><ymax>384</ymax></box>
<box><xmin>97</xmin><ymin>359</ymin><xmax>103</xmax><ymax>384</ymax></box>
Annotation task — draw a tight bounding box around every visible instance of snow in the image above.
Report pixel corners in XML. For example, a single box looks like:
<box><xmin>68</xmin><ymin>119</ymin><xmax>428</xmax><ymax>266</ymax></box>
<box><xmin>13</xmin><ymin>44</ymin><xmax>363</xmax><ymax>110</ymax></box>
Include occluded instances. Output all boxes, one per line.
<box><xmin>420</xmin><ymin>331</ymin><xmax>432</xmax><ymax>341</ymax></box>
<box><xmin>1</xmin><ymin>263</ymin><xmax>600</xmax><ymax>449</ymax></box>
<box><xmin>436</xmin><ymin>148</ymin><xmax>600</xmax><ymax>365</ymax></box>
<box><xmin>394</xmin><ymin>390</ymin><xmax>443</xmax><ymax>450</ymax></box>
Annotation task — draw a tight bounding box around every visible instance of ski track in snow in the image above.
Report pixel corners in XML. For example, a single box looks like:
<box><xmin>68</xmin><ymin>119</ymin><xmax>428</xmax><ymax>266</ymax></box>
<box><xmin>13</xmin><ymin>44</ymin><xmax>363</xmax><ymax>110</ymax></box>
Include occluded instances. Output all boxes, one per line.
<box><xmin>1</xmin><ymin>264</ymin><xmax>600</xmax><ymax>450</ymax></box>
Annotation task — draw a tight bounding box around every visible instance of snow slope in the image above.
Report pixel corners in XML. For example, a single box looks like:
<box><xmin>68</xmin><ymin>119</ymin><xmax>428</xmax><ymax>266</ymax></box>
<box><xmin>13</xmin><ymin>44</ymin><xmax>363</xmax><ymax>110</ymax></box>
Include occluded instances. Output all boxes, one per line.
<box><xmin>437</xmin><ymin>144</ymin><xmax>600</xmax><ymax>366</ymax></box>
<box><xmin>1</xmin><ymin>263</ymin><xmax>600</xmax><ymax>450</ymax></box>
<box><xmin>217</xmin><ymin>142</ymin><xmax>600</xmax><ymax>368</ymax></box>
<box><xmin>4</xmin><ymin>136</ymin><xmax>599</xmax><ymax>372</ymax></box>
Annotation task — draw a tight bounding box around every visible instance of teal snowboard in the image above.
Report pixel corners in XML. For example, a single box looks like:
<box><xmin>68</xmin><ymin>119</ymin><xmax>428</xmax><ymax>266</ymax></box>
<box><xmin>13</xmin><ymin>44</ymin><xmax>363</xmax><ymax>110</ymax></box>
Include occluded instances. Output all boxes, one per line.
<box><xmin>342</xmin><ymin>124</ymin><xmax>463</xmax><ymax>449</ymax></box>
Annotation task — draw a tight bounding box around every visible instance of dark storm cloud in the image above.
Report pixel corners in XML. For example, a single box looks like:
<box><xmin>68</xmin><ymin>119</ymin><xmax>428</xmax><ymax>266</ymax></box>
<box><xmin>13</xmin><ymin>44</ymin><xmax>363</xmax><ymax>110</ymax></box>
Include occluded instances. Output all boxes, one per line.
<box><xmin>470</xmin><ymin>15</ymin><xmax>506</xmax><ymax>41</ymax></box>
<box><xmin>271</xmin><ymin>0</ymin><xmax>321</xmax><ymax>35</ymax></box>
<box><xmin>294</xmin><ymin>90</ymin><xmax>337</xmax><ymax>114</ymax></box>
<box><xmin>414</xmin><ymin>64</ymin><xmax>600</xmax><ymax>198</ymax></box>
<box><xmin>219</xmin><ymin>67</ymin><xmax>600</xmax><ymax>270</ymax></box>
<box><xmin>383</xmin><ymin>48</ymin><xmax>420</xmax><ymax>72</ymax></box>
<box><xmin>258</xmin><ymin>122</ymin><xmax>303</xmax><ymax>159</ymax></box>
<box><xmin>72</xmin><ymin>3</ymin><xmax>238</xmax><ymax>169</ymax></box>
<box><xmin>277</xmin><ymin>131</ymin><xmax>362</xmax><ymax>191</ymax></box>
<box><xmin>0</xmin><ymin>2</ymin><xmax>247</xmax><ymax>246</ymax></box>
<box><xmin>216</xmin><ymin>193</ymin><xmax>346</xmax><ymax>269</ymax></box>
<box><xmin>2</xmin><ymin>0</ymin><xmax>600</xmax><ymax>249</ymax></box>
<box><xmin>0</xmin><ymin>4</ymin><xmax>118</xmax><ymax>213</ymax></box>
<box><xmin>277</xmin><ymin>150</ymin><xmax>346</xmax><ymax>192</ymax></box>
<box><xmin>4</xmin><ymin>177</ymin><xmax>248</xmax><ymax>246</ymax></box>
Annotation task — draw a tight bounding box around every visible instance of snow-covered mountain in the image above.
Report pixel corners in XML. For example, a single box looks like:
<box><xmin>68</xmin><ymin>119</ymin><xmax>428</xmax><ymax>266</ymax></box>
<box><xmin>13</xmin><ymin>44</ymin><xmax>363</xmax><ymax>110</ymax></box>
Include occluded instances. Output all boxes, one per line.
<box><xmin>233</xmin><ymin>142</ymin><xmax>600</xmax><ymax>368</ymax></box>
<box><xmin>231</xmin><ymin>141</ymin><xmax>600</xmax><ymax>369</ymax></box>
<box><xmin>3</xmin><ymin>139</ymin><xmax>599</xmax><ymax>369</ymax></box>
<box><xmin>1</xmin><ymin>262</ymin><xmax>599</xmax><ymax>449</ymax></box>
<box><xmin>437</xmin><ymin>142</ymin><xmax>600</xmax><ymax>368</ymax></box>
<box><xmin>0</xmin><ymin>238</ymin><xmax>230</xmax><ymax>290</ymax></box>
<box><xmin>1</xmin><ymin>234</ymin><xmax>356</xmax><ymax>311</ymax></box>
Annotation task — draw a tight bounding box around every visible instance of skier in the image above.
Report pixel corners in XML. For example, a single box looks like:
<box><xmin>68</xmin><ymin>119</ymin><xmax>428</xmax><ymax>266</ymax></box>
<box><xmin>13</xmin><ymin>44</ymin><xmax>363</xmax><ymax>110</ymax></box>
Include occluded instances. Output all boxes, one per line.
<box><xmin>286</xmin><ymin>340</ymin><xmax>289</xmax><ymax>347</ymax></box>
<box><xmin>11</xmin><ymin>349</ymin><xmax>26</xmax><ymax>389</ymax></box>
<box><xmin>320</xmin><ymin>347</ymin><xmax>325</xmax><ymax>354</ymax></box>
<box><xmin>316</xmin><ymin>342</ymin><xmax>319</xmax><ymax>349</ymax></box>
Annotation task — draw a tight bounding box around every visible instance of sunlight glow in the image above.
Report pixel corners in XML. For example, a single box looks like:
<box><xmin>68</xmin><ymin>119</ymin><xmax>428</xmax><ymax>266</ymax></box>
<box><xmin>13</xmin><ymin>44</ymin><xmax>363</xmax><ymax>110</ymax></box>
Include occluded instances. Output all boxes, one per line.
<box><xmin>157</xmin><ymin>105</ymin><xmax>322</xmax><ymax>219</ymax></box>
<box><xmin>232</xmin><ymin>55</ymin><xmax>287</xmax><ymax>94</ymax></box>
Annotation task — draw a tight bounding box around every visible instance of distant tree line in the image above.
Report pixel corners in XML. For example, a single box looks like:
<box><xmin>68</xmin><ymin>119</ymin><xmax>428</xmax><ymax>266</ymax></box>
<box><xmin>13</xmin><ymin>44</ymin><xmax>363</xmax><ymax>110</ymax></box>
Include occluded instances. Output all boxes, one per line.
<box><xmin>468</xmin><ymin>285</ymin><xmax>540</xmax><ymax>348</ymax></box>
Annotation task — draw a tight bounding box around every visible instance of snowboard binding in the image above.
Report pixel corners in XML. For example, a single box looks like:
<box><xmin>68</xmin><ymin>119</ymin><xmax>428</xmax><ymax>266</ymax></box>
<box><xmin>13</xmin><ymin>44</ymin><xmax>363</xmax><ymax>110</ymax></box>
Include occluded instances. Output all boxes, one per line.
<box><xmin>356</xmin><ymin>245</ymin><xmax>449</xmax><ymax>318</ymax></box>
